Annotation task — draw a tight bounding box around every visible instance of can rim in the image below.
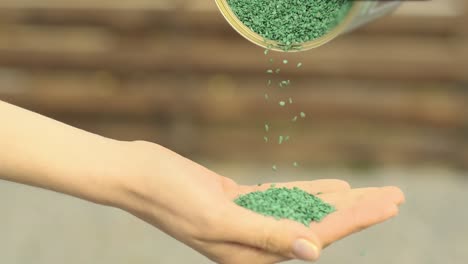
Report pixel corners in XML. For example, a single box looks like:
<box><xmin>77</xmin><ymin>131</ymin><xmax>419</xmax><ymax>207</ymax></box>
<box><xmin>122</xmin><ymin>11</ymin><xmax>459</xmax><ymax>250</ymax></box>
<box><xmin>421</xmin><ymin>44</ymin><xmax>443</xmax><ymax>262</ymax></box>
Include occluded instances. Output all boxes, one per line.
<box><xmin>214</xmin><ymin>0</ymin><xmax>363</xmax><ymax>52</ymax></box>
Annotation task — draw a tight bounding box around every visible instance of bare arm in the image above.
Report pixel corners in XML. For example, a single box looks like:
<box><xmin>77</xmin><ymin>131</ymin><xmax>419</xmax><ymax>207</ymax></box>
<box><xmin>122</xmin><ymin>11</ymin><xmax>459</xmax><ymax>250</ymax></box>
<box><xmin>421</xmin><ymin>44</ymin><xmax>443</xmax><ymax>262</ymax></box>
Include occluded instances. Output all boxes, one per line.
<box><xmin>0</xmin><ymin>100</ymin><xmax>125</xmax><ymax>205</ymax></box>
<box><xmin>0</xmin><ymin>100</ymin><xmax>404</xmax><ymax>263</ymax></box>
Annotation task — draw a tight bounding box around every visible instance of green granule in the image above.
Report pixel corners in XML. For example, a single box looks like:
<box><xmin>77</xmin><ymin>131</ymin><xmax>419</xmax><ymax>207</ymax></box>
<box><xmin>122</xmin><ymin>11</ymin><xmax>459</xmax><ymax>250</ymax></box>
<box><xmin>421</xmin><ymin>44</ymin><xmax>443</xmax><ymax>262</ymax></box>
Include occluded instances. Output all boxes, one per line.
<box><xmin>264</xmin><ymin>49</ymin><xmax>269</xmax><ymax>55</ymax></box>
<box><xmin>293</xmin><ymin>161</ymin><xmax>299</xmax><ymax>167</ymax></box>
<box><xmin>265</xmin><ymin>123</ymin><xmax>270</xmax><ymax>132</ymax></box>
<box><xmin>267</xmin><ymin>69</ymin><xmax>273</xmax><ymax>74</ymax></box>
<box><xmin>279</xmin><ymin>101</ymin><xmax>286</xmax><ymax>106</ymax></box>
<box><xmin>227</xmin><ymin>0</ymin><xmax>353</xmax><ymax>49</ymax></box>
<box><xmin>279</xmin><ymin>135</ymin><xmax>284</xmax><ymax>144</ymax></box>
<box><xmin>269</xmin><ymin>58</ymin><xmax>274</xmax><ymax>63</ymax></box>
<box><xmin>267</xmin><ymin>79</ymin><xmax>272</xmax><ymax>86</ymax></box>
<box><xmin>283</xmin><ymin>59</ymin><xmax>288</xmax><ymax>64</ymax></box>
<box><xmin>235</xmin><ymin>186</ymin><xmax>335</xmax><ymax>226</ymax></box>
<box><xmin>264</xmin><ymin>93</ymin><xmax>269</xmax><ymax>100</ymax></box>
<box><xmin>272</xmin><ymin>165</ymin><xmax>278</xmax><ymax>171</ymax></box>
<box><xmin>297</xmin><ymin>62</ymin><xmax>303</xmax><ymax>68</ymax></box>
<box><xmin>292</xmin><ymin>116</ymin><xmax>298</xmax><ymax>122</ymax></box>
<box><xmin>300</xmin><ymin>112</ymin><xmax>306</xmax><ymax>118</ymax></box>
<box><xmin>275</xmin><ymin>68</ymin><xmax>281</xmax><ymax>74</ymax></box>
<box><xmin>289</xmin><ymin>97</ymin><xmax>293</xmax><ymax>104</ymax></box>
<box><xmin>285</xmin><ymin>135</ymin><xmax>290</xmax><ymax>141</ymax></box>
<box><xmin>264</xmin><ymin>136</ymin><xmax>269</xmax><ymax>142</ymax></box>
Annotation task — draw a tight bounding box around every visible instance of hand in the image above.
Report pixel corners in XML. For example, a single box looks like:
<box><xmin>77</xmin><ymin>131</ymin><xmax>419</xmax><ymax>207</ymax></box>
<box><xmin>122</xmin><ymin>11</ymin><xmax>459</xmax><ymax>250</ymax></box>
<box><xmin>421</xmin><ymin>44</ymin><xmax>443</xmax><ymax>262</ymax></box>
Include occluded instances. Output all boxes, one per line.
<box><xmin>113</xmin><ymin>141</ymin><xmax>405</xmax><ymax>264</ymax></box>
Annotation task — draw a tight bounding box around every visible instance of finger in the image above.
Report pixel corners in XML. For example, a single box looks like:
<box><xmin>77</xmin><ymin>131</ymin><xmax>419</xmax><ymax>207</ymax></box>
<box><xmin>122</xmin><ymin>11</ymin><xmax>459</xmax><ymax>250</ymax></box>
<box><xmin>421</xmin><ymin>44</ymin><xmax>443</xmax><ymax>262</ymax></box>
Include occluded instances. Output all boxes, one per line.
<box><xmin>219</xmin><ymin>203</ymin><xmax>322</xmax><ymax>262</ymax></box>
<box><xmin>319</xmin><ymin>187</ymin><xmax>379</xmax><ymax>210</ymax></box>
<box><xmin>201</xmin><ymin>240</ymin><xmax>288</xmax><ymax>264</ymax></box>
<box><xmin>238</xmin><ymin>179</ymin><xmax>351</xmax><ymax>196</ymax></box>
<box><xmin>320</xmin><ymin>186</ymin><xmax>405</xmax><ymax>210</ymax></box>
<box><xmin>311</xmin><ymin>188</ymin><xmax>403</xmax><ymax>247</ymax></box>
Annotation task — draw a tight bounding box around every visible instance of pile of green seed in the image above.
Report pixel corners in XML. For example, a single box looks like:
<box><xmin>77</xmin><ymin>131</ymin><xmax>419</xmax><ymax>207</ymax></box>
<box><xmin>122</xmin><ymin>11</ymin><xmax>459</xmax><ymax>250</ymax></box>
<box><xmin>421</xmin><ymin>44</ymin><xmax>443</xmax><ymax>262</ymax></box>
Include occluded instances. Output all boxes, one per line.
<box><xmin>227</xmin><ymin>0</ymin><xmax>353</xmax><ymax>48</ymax></box>
<box><xmin>235</xmin><ymin>185</ymin><xmax>335</xmax><ymax>226</ymax></box>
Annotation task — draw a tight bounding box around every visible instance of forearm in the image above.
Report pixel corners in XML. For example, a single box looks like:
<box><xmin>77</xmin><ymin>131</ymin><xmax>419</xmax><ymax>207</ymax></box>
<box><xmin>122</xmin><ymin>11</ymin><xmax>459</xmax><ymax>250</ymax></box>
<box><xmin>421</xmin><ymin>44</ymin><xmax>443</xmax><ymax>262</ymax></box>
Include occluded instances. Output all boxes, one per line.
<box><xmin>0</xmin><ymin>100</ymin><xmax>126</xmax><ymax>205</ymax></box>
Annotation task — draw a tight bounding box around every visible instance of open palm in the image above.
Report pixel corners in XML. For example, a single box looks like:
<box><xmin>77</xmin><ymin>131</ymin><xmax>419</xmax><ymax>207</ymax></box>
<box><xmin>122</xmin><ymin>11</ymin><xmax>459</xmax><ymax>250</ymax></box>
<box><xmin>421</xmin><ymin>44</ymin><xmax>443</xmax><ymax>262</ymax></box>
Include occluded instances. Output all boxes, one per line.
<box><xmin>216</xmin><ymin>179</ymin><xmax>405</xmax><ymax>263</ymax></box>
<box><xmin>121</xmin><ymin>142</ymin><xmax>405</xmax><ymax>264</ymax></box>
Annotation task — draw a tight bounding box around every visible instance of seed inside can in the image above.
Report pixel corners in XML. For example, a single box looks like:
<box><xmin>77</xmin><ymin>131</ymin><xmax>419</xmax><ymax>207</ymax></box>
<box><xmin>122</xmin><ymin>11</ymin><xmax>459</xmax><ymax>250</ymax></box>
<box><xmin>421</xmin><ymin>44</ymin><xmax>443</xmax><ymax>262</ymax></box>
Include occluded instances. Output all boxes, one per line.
<box><xmin>215</xmin><ymin>0</ymin><xmax>401</xmax><ymax>51</ymax></box>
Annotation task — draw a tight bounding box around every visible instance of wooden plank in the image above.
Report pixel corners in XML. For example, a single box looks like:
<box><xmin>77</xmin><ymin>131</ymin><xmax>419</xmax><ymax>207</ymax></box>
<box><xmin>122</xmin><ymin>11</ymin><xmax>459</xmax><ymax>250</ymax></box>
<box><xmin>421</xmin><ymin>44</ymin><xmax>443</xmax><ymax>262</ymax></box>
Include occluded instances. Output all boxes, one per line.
<box><xmin>1</xmin><ymin>73</ymin><xmax>467</xmax><ymax>129</ymax></box>
<box><xmin>0</xmin><ymin>33</ymin><xmax>465</xmax><ymax>81</ymax></box>
<box><xmin>47</xmin><ymin>118</ymin><xmax>468</xmax><ymax>167</ymax></box>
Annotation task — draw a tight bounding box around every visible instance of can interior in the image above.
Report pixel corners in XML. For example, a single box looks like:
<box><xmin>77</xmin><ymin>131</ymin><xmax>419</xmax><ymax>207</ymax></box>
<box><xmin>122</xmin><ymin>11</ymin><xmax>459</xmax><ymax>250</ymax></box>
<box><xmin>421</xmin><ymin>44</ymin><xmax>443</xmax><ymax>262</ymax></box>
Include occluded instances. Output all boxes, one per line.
<box><xmin>215</xmin><ymin>0</ymin><xmax>362</xmax><ymax>52</ymax></box>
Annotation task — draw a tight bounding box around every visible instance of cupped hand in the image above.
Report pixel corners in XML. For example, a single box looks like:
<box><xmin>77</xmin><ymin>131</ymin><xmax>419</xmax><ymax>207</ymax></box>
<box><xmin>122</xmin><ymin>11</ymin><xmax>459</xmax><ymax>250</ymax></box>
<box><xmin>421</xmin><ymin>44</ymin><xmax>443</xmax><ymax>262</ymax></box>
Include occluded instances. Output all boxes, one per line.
<box><xmin>114</xmin><ymin>141</ymin><xmax>405</xmax><ymax>264</ymax></box>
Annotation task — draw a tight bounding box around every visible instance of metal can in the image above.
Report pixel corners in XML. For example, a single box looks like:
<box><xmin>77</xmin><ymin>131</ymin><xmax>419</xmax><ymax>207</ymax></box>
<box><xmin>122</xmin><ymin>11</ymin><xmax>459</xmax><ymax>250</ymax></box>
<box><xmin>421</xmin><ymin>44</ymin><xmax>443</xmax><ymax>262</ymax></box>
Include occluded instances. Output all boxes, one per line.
<box><xmin>215</xmin><ymin>0</ymin><xmax>401</xmax><ymax>52</ymax></box>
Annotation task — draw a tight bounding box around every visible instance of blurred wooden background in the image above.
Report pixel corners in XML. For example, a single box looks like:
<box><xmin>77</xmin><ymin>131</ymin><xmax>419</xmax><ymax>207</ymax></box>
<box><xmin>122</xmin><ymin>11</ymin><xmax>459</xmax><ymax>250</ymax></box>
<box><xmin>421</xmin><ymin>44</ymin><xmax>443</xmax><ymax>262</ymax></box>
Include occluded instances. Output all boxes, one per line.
<box><xmin>0</xmin><ymin>0</ymin><xmax>467</xmax><ymax>169</ymax></box>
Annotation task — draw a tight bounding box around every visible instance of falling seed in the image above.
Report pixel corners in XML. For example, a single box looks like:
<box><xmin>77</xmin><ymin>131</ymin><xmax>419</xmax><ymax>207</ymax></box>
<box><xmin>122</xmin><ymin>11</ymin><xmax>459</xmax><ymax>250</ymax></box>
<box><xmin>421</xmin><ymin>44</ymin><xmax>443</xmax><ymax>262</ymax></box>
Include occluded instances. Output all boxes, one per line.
<box><xmin>264</xmin><ymin>136</ymin><xmax>268</xmax><ymax>142</ymax></box>
<box><xmin>264</xmin><ymin>93</ymin><xmax>269</xmax><ymax>100</ymax></box>
<box><xmin>289</xmin><ymin>97</ymin><xmax>293</xmax><ymax>104</ymax></box>
<box><xmin>281</xmin><ymin>80</ymin><xmax>289</xmax><ymax>86</ymax></box>
<box><xmin>292</xmin><ymin>116</ymin><xmax>298</xmax><ymax>122</ymax></box>
<box><xmin>272</xmin><ymin>165</ymin><xmax>278</xmax><ymax>171</ymax></box>
<box><xmin>300</xmin><ymin>112</ymin><xmax>306</xmax><ymax>118</ymax></box>
<box><xmin>297</xmin><ymin>62</ymin><xmax>302</xmax><ymax>68</ymax></box>
<box><xmin>283</xmin><ymin>59</ymin><xmax>288</xmax><ymax>64</ymax></box>
<box><xmin>285</xmin><ymin>135</ymin><xmax>290</xmax><ymax>141</ymax></box>
<box><xmin>264</xmin><ymin>49</ymin><xmax>269</xmax><ymax>55</ymax></box>
<box><xmin>275</xmin><ymin>68</ymin><xmax>281</xmax><ymax>74</ymax></box>
<box><xmin>279</xmin><ymin>101</ymin><xmax>286</xmax><ymax>106</ymax></box>
<box><xmin>279</xmin><ymin>135</ymin><xmax>284</xmax><ymax>144</ymax></box>
<box><xmin>279</xmin><ymin>82</ymin><xmax>283</xmax><ymax>88</ymax></box>
<box><xmin>265</xmin><ymin>123</ymin><xmax>270</xmax><ymax>132</ymax></box>
<box><xmin>293</xmin><ymin>162</ymin><xmax>299</xmax><ymax>167</ymax></box>
<box><xmin>267</xmin><ymin>69</ymin><xmax>273</xmax><ymax>74</ymax></box>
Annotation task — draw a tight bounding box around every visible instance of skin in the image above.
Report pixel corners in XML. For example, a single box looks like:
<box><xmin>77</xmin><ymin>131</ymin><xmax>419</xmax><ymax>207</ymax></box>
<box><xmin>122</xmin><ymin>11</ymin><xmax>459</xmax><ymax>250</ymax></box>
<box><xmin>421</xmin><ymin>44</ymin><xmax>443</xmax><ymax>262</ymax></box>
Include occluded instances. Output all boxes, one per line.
<box><xmin>0</xmin><ymin>100</ymin><xmax>405</xmax><ymax>263</ymax></box>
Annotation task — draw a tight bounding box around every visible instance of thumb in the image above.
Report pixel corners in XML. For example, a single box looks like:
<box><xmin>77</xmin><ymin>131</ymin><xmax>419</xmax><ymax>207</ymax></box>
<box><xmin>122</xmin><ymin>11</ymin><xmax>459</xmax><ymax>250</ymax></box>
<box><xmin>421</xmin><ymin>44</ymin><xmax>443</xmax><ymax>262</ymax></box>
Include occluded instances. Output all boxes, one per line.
<box><xmin>221</xmin><ymin>204</ymin><xmax>322</xmax><ymax>261</ymax></box>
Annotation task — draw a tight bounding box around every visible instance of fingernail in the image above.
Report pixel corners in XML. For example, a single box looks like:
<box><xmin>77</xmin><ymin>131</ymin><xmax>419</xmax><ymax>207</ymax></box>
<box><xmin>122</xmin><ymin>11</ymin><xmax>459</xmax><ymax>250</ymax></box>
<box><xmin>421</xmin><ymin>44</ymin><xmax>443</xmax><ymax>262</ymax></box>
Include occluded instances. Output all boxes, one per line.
<box><xmin>293</xmin><ymin>239</ymin><xmax>320</xmax><ymax>261</ymax></box>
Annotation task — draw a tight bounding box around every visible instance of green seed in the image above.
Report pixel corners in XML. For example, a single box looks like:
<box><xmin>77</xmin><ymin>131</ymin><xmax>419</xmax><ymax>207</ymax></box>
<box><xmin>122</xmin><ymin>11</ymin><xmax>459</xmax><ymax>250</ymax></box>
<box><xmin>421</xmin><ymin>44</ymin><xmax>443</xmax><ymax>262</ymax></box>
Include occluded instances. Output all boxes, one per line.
<box><xmin>289</xmin><ymin>97</ymin><xmax>293</xmax><ymax>104</ymax></box>
<box><xmin>297</xmin><ymin>62</ymin><xmax>303</xmax><ymax>68</ymax></box>
<box><xmin>283</xmin><ymin>60</ymin><xmax>288</xmax><ymax>64</ymax></box>
<box><xmin>285</xmin><ymin>135</ymin><xmax>290</xmax><ymax>141</ymax></box>
<box><xmin>227</xmin><ymin>0</ymin><xmax>353</xmax><ymax>49</ymax></box>
<box><xmin>234</xmin><ymin>186</ymin><xmax>336</xmax><ymax>226</ymax></box>
<box><xmin>279</xmin><ymin>135</ymin><xmax>284</xmax><ymax>144</ymax></box>
<box><xmin>264</xmin><ymin>136</ymin><xmax>268</xmax><ymax>142</ymax></box>
<box><xmin>265</xmin><ymin>123</ymin><xmax>269</xmax><ymax>132</ymax></box>
<box><xmin>300</xmin><ymin>112</ymin><xmax>306</xmax><ymax>118</ymax></box>
<box><xmin>272</xmin><ymin>165</ymin><xmax>277</xmax><ymax>171</ymax></box>
<box><xmin>264</xmin><ymin>93</ymin><xmax>269</xmax><ymax>100</ymax></box>
<box><xmin>293</xmin><ymin>162</ymin><xmax>299</xmax><ymax>167</ymax></box>
<box><xmin>264</xmin><ymin>49</ymin><xmax>269</xmax><ymax>55</ymax></box>
<box><xmin>267</xmin><ymin>69</ymin><xmax>273</xmax><ymax>74</ymax></box>
<box><xmin>267</xmin><ymin>80</ymin><xmax>271</xmax><ymax>86</ymax></box>
<box><xmin>279</xmin><ymin>101</ymin><xmax>286</xmax><ymax>107</ymax></box>
<box><xmin>292</xmin><ymin>116</ymin><xmax>298</xmax><ymax>122</ymax></box>
<box><xmin>269</xmin><ymin>58</ymin><xmax>274</xmax><ymax>63</ymax></box>
<box><xmin>275</xmin><ymin>68</ymin><xmax>280</xmax><ymax>74</ymax></box>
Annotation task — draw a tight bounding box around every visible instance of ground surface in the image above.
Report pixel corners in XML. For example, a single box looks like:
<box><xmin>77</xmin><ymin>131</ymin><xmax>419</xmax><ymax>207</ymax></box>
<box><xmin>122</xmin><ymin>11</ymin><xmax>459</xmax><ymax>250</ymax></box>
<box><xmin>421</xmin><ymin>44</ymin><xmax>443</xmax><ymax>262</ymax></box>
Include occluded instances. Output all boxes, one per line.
<box><xmin>1</xmin><ymin>165</ymin><xmax>466</xmax><ymax>264</ymax></box>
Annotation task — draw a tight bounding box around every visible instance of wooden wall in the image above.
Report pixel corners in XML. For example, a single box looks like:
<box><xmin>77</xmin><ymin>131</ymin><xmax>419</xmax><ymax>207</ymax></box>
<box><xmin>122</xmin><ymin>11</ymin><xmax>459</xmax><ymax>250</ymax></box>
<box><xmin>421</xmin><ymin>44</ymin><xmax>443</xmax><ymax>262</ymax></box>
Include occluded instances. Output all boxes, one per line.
<box><xmin>0</xmin><ymin>0</ymin><xmax>467</xmax><ymax>168</ymax></box>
